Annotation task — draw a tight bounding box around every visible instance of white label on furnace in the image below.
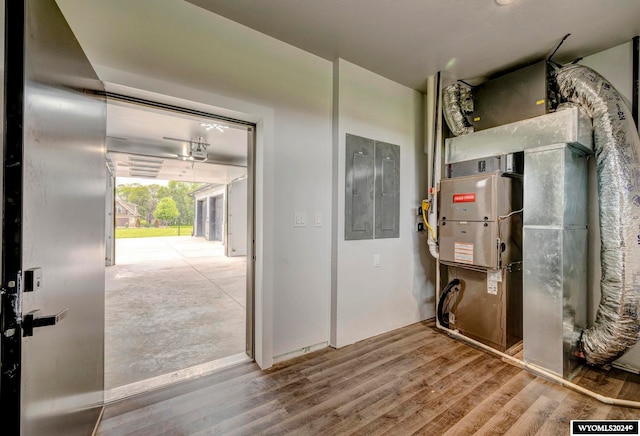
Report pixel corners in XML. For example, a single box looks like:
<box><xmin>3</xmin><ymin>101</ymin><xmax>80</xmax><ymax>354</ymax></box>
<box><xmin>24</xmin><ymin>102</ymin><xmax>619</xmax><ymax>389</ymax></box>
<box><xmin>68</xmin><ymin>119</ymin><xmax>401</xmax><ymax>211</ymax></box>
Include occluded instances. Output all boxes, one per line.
<box><xmin>454</xmin><ymin>242</ymin><xmax>474</xmax><ymax>264</ymax></box>
<box><xmin>487</xmin><ymin>270</ymin><xmax>502</xmax><ymax>283</ymax></box>
<box><xmin>487</xmin><ymin>270</ymin><xmax>501</xmax><ymax>295</ymax></box>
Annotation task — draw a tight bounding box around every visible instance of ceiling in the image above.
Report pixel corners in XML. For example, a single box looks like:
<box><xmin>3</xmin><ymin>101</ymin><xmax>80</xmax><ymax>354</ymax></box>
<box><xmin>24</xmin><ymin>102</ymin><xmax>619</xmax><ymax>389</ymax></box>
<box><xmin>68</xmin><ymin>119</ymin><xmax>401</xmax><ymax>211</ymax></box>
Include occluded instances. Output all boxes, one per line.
<box><xmin>106</xmin><ymin>101</ymin><xmax>249</xmax><ymax>184</ymax></box>
<box><xmin>187</xmin><ymin>0</ymin><xmax>640</xmax><ymax>90</ymax></box>
<box><xmin>107</xmin><ymin>151</ymin><xmax>246</xmax><ymax>184</ymax></box>
<box><xmin>57</xmin><ymin>0</ymin><xmax>640</xmax><ymax>178</ymax></box>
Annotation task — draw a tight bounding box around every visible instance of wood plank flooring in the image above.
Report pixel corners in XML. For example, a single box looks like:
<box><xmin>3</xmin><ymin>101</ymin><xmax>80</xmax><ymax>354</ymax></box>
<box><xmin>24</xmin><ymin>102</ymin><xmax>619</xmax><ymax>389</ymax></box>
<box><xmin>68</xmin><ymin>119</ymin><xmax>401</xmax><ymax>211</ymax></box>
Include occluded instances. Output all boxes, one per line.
<box><xmin>98</xmin><ymin>321</ymin><xmax>640</xmax><ymax>435</ymax></box>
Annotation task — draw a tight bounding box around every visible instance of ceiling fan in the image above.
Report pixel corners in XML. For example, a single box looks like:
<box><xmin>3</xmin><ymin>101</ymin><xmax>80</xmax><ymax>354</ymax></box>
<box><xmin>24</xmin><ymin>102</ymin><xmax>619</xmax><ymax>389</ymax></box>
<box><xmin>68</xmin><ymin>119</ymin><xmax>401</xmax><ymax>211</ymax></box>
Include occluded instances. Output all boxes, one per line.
<box><xmin>163</xmin><ymin>136</ymin><xmax>210</xmax><ymax>162</ymax></box>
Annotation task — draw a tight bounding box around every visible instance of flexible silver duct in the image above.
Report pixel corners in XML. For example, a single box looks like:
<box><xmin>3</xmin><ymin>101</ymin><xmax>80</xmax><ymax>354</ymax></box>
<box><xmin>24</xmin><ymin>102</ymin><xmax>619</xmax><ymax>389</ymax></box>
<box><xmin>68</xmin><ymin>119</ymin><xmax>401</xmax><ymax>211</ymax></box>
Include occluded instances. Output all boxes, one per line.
<box><xmin>556</xmin><ymin>64</ymin><xmax>640</xmax><ymax>366</ymax></box>
<box><xmin>443</xmin><ymin>83</ymin><xmax>473</xmax><ymax>136</ymax></box>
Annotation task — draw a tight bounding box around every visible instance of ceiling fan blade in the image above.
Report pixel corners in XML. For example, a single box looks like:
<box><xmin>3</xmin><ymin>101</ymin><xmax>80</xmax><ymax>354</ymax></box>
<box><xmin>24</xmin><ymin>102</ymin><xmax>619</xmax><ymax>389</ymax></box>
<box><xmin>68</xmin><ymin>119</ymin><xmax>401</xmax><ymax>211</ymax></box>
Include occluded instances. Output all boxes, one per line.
<box><xmin>163</xmin><ymin>136</ymin><xmax>211</xmax><ymax>147</ymax></box>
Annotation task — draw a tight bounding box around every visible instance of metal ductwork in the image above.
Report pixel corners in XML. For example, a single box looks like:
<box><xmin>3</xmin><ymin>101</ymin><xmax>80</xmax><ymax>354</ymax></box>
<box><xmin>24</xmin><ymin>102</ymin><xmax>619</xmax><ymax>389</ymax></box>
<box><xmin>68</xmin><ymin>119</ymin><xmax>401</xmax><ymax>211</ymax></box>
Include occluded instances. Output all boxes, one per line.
<box><xmin>440</xmin><ymin>62</ymin><xmax>640</xmax><ymax>367</ymax></box>
<box><xmin>442</xmin><ymin>83</ymin><xmax>473</xmax><ymax>136</ymax></box>
<box><xmin>556</xmin><ymin>64</ymin><xmax>640</xmax><ymax>366</ymax></box>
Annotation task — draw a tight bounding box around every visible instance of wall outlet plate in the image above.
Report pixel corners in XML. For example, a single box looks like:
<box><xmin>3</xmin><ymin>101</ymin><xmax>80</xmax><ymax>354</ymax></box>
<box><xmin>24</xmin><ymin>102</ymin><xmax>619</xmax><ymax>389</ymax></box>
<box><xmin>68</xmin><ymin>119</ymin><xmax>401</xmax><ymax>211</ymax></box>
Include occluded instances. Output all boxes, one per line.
<box><xmin>294</xmin><ymin>212</ymin><xmax>307</xmax><ymax>227</ymax></box>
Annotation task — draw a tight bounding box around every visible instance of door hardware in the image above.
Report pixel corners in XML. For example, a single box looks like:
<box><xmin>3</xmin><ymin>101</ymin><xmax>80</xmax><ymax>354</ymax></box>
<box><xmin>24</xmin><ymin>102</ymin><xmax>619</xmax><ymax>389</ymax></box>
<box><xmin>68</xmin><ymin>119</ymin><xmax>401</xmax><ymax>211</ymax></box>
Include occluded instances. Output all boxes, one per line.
<box><xmin>23</xmin><ymin>308</ymin><xmax>68</xmax><ymax>337</ymax></box>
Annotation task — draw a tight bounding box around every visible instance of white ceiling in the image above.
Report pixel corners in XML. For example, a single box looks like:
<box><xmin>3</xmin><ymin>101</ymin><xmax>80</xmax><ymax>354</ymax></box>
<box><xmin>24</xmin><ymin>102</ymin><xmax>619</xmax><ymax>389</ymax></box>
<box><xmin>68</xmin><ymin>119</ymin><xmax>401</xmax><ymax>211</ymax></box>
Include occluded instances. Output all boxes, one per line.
<box><xmin>107</xmin><ymin>151</ymin><xmax>247</xmax><ymax>184</ymax></box>
<box><xmin>57</xmin><ymin>0</ymin><xmax>640</xmax><ymax>178</ymax></box>
<box><xmin>106</xmin><ymin>101</ymin><xmax>249</xmax><ymax>183</ymax></box>
<box><xmin>187</xmin><ymin>0</ymin><xmax>640</xmax><ymax>90</ymax></box>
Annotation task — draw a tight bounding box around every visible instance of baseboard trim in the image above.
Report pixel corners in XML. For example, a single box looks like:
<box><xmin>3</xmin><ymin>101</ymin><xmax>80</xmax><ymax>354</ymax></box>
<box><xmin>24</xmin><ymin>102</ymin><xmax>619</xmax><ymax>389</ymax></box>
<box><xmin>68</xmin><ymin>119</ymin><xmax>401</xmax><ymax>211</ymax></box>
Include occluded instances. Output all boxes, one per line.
<box><xmin>272</xmin><ymin>341</ymin><xmax>328</xmax><ymax>364</ymax></box>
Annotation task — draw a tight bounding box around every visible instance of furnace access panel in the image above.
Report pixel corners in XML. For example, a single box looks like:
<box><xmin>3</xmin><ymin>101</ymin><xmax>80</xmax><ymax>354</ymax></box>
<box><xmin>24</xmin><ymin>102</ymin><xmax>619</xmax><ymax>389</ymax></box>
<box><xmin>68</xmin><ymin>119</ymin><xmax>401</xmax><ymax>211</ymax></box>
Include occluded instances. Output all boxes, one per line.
<box><xmin>439</xmin><ymin>173</ymin><xmax>519</xmax><ymax>269</ymax></box>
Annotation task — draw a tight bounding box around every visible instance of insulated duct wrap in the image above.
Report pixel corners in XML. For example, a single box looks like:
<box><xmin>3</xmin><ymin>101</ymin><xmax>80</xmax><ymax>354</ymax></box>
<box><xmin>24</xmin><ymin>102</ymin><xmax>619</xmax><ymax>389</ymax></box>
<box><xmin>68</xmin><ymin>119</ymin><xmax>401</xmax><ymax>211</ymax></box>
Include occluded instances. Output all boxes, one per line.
<box><xmin>443</xmin><ymin>83</ymin><xmax>473</xmax><ymax>136</ymax></box>
<box><xmin>556</xmin><ymin>64</ymin><xmax>640</xmax><ymax>366</ymax></box>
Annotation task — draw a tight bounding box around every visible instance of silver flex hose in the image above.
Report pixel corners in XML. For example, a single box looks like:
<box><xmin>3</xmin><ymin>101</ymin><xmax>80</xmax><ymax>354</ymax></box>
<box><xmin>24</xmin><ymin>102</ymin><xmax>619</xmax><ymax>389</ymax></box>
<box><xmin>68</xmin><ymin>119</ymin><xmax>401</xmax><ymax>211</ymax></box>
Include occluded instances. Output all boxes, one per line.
<box><xmin>442</xmin><ymin>83</ymin><xmax>474</xmax><ymax>136</ymax></box>
<box><xmin>556</xmin><ymin>64</ymin><xmax>640</xmax><ymax>366</ymax></box>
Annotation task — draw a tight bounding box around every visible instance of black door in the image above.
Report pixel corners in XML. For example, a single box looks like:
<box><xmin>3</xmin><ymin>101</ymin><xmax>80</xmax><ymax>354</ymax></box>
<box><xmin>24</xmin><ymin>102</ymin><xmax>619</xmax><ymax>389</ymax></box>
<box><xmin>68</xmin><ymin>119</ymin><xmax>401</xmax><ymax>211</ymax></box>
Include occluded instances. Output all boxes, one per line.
<box><xmin>0</xmin><ymin>1</ymin><xmax>106</xmax><ymax>434</ymax></box>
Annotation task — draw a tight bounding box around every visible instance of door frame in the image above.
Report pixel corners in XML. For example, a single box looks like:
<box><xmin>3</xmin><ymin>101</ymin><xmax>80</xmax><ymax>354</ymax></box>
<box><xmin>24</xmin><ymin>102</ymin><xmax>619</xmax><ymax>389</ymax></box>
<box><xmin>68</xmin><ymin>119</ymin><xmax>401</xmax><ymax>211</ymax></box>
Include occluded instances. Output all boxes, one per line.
<box><xmin>103</xmin><ymin>93</ymin><xmax>257</xmax><ymax>364</ymax></box>
<box><xmin>0</xmin><ymin>1</ymin><xmax>26</xmax><ymax>430</ymax></box>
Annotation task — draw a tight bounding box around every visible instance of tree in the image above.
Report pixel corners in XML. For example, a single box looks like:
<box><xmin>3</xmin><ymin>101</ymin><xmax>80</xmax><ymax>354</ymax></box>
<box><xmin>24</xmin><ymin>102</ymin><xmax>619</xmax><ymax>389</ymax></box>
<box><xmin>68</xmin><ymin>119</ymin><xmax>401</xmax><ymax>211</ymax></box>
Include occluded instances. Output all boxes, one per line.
<box><xmin>146</xmin><ymin>184</ymin><xmax>166</xmax><ymax>224</ymax></box>
<box><xmin>117</xmin><ymin>181</ymin><xmax>201</xmax><ymax>226</ymax></box>
<box><xmin>165</xmin><ymin>181</ymin><xmax>200</xmax><ymax>225</ymax></box>
<box><xmin>154</xmin><ymin>197</ymin><xmax>180</xmax><ymax>225</ymax></box>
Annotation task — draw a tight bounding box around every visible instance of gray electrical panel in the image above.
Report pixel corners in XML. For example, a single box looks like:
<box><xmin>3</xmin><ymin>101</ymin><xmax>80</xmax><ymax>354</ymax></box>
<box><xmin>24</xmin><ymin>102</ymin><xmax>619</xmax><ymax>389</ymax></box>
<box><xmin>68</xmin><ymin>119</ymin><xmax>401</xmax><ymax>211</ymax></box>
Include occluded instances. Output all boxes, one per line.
<box><xmin>345</xmin><ymin>134</ymin><xmax>400</xmax><ymax>241</ymax></box>
<box><xmin>345</xmin><ymin>134</ymin><xmax>374</xmax><ymax>240</ymax></box>
<box><xmin>375</xmin><ymin>141</ymin><xmax>400</xmax><ymax>239</ymax></box>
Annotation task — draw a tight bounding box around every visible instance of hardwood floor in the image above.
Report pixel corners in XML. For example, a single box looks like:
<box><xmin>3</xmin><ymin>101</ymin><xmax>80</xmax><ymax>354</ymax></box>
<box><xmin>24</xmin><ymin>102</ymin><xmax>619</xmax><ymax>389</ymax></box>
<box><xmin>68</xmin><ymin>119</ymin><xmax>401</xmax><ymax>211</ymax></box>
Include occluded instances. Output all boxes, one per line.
<box><xmin>98</xmin><ymin>321</ymin><xmax>640</xmax><ymax>435</ymax></box>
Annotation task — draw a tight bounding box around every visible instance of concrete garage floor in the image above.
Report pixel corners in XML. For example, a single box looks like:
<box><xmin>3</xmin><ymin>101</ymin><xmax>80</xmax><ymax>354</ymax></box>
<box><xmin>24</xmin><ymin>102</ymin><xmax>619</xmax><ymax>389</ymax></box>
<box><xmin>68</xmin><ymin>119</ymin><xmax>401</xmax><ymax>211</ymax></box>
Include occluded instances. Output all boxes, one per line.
<box><xmin>105</xmin><ymin>236</ymin><xmax>246</xmax><ymax>390</ymax></box>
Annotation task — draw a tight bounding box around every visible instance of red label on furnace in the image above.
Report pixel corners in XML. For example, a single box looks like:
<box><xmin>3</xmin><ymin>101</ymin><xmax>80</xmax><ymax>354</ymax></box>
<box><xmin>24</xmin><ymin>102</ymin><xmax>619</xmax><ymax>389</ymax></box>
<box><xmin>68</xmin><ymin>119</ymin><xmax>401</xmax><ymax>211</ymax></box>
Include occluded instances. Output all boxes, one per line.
<box><xmin>453</xmin><ymin>193</ymin><xmax>476</xmax><ymax>203</ymax></box>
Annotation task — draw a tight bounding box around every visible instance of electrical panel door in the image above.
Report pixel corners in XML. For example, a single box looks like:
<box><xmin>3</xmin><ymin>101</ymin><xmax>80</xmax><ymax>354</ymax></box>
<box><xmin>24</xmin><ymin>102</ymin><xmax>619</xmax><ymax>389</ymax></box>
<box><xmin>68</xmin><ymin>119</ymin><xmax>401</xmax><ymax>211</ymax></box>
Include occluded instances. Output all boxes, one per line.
<box><xmin>375</xmin><ymin>141</ymin><xmax>400</xmax><ymax>239</ymax></box>
<box><xmin>345</xmin><ymin>134</ymin><xmax>374</xmax><ymax>240</ymax></box>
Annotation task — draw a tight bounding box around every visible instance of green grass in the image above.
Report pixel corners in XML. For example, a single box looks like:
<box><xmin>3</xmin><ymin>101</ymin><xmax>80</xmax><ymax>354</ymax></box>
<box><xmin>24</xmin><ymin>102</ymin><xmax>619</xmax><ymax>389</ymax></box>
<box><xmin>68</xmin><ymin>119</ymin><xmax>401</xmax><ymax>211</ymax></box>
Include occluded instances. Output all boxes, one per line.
<box><xmin>116</xmin><ymin>226</ymin><xmax>194</xmax><ymax>239</ymax></box>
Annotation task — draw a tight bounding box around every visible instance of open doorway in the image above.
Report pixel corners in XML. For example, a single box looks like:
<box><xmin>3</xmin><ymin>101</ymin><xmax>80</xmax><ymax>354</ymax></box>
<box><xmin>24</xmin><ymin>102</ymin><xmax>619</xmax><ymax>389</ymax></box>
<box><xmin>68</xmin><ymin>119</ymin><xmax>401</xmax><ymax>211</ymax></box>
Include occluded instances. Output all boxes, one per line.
<box><xmin>103</xmin><ymin>97</ymin><xmax>255</xmax><ymax>398</ymax></box>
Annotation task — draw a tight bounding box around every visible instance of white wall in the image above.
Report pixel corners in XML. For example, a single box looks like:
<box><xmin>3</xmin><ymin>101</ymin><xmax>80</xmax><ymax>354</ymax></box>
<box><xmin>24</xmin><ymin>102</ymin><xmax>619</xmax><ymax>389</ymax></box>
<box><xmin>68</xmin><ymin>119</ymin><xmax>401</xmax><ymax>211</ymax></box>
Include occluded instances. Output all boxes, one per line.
<box><xmin>332</xmin><ymin>60</ymin><xmax>434</xmax><ymax>348</ymax></box>
<box><xmin>581</xmin><ymin>42</ymin><xmax>634</xmax><ymax>110</ymax></box>
<box><xmin>56</xmin><ymin>0</ymin><xmax>437</xmax><ymax>367</ymax></box>
<box><xmin>56</xmin><ymin>0</ymin><xmax>334</xmax><ymax>368</ymax></box>
<box><xmin>227</xmin><ymin>177</ymin><xmax>248</xmax><ymax>257</ymax></box>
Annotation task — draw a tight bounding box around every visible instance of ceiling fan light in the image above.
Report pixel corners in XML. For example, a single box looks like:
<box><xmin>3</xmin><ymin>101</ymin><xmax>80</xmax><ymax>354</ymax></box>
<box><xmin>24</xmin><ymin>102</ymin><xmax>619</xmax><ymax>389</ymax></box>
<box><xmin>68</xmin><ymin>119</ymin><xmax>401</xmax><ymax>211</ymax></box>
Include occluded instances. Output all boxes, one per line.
<box><xmin>200</xmin><ymin>122</ymin><xmax>228</xmax><ymax>132</ymax></box>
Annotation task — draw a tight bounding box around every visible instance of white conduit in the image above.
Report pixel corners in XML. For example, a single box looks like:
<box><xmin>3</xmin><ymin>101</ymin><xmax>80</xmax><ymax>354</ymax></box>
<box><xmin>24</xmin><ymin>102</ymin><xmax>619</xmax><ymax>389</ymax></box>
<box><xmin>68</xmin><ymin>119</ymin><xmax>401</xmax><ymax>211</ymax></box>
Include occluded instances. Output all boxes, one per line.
<box><xmin>435</xmin><ymin>320</ymin><xmax>640</xmax><ymax>408</ymax></box>
<box><xmin>425</xmin><ymin>75</ymin><xmax>440</xmax><ymax>259</ymax></box>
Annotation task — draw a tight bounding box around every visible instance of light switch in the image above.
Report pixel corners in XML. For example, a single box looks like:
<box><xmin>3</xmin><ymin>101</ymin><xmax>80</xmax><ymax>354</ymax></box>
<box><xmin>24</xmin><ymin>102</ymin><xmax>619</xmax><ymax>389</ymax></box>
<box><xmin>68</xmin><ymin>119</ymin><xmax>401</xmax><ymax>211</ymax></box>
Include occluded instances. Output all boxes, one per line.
<box><xmin>294</xmin><ymin>212</ymin><xmax>307</xmax><ymax>227</ymax></box>
<box><xmin>314</xmin><ymin>213</ymin><xmax>322</xmax><ymax>227</ymax></box>
<box><xmin>373</xmin><ymin>254</ymin><xmax>381</xmax><ymax>268</ymax></box>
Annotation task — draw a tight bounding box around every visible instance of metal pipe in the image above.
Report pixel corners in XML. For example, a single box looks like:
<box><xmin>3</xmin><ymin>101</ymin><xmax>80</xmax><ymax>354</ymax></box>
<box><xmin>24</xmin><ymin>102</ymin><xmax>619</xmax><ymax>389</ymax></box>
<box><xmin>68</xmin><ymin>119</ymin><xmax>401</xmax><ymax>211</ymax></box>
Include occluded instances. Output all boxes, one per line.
<box><xmin>424</xmin><ymin>73</ymin><xmax>442</xmax><ymax>260</ymax></box>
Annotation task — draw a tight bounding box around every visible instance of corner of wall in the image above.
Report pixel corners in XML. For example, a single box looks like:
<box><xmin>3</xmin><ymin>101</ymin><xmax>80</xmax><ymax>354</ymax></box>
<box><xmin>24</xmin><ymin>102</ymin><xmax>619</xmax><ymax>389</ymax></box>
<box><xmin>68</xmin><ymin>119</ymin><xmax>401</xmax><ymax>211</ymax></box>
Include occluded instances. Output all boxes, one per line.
<box><xmin>330</xmin><ymin>59</ymin><xmax>341</xmax><ymax>348</ymax></box>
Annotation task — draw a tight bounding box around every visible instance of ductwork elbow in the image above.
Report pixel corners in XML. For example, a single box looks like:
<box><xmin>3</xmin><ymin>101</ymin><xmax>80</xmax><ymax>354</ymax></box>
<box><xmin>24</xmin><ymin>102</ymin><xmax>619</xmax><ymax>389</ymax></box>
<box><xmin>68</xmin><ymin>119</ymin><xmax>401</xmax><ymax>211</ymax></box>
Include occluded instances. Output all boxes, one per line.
<box><xmin>556</xmin><ymin>64</ymin><xmax>640</xmax><ymax>366</ymax></box>
<box><xmin>443</xmin><ymin>83</ymin><xmax>474</xmax><ymax>136</ymax></box>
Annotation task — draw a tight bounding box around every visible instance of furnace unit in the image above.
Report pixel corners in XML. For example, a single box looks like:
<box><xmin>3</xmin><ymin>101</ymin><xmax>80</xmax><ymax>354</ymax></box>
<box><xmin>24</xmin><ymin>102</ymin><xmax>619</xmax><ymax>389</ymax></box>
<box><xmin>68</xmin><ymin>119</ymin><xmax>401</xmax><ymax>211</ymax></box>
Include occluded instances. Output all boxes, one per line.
<box><xmin>438</xmin><ymin>154</ymin><xmax>523</xmax><ymax>351</ymax></box>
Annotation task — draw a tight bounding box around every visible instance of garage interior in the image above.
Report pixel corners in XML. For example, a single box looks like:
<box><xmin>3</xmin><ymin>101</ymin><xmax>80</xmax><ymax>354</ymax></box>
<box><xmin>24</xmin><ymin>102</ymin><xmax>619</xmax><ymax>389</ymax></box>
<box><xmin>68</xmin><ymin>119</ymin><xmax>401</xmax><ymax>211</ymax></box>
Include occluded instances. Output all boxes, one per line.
<box><xmin>103</xmin><ymin>101</ymin><xmax>253</xmax><ymax>398</ymax></box>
